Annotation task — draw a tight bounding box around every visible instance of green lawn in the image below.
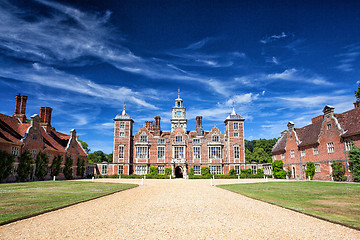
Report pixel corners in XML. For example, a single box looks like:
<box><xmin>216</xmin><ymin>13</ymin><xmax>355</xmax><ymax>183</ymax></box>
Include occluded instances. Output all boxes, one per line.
<box><xmin>0</xmin><ymin>181</ymin><xmax>137</xmax><ymax>224</ymax></box>
<box><xmin>218</xmin><ymin>181</ymin><xmax>360</xmax><ymax>229</ymax></box>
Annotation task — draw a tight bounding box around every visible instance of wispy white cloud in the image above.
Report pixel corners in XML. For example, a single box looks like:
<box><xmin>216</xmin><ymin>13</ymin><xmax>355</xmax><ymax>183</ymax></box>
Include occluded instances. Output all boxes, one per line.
<box><xmin>260</xmin><ymin>32</ymin><xmax>290</xmax><ymax>44</ymax></box>
<box><xmin>267</xmin><ymin>68</ymin><xmax>333</xmax><ymax>86</ymax></box>
<box><xmin>336</xmin><ymin>43</ymin><xmax>360</xmax><ymax>72</ymax></box>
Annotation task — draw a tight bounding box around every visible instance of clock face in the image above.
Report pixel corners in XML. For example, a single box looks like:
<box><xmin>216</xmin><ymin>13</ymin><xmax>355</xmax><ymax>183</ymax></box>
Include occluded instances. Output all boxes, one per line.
<box><xmin>176</xmin><ymin>111</ymin><xmax>181</xmax><ymax>117</ymax></box>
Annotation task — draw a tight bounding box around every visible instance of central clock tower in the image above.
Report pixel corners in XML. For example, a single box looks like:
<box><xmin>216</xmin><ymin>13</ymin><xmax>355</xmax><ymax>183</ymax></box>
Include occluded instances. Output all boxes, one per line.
<box><xmin>171</xmin><ymin>89</ymin><xmax>187</xmax><ymax>133</ymax></box>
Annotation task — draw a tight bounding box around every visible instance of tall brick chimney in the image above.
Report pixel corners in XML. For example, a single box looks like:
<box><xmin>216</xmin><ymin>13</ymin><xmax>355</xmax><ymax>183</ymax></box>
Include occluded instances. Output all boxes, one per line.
<box><xmin>196</xmin><ymin>116</ymin><xmax>203</xmax><ymax>136</ymax></box>
<box><xmin>154</xmin><ymin>116</ymin><xmax>161</xmax><ymax>135</ymax></box>
<box><xmin>40</xmin><ymin>107</ymin><xmax>53</xmax><ymax>132</ymax></box>
<box><xmin>13</xmin><ymin>94</ymin><xmax>27</xmax><ymax>123</ymax></box>
<box><xmin>354</xmin><ymin>101</ymin><xmax>360</xmax><ymax>109</ymax></box>
<box><xmin>287</xmin><ymin>121</ymin><xmax>295</xmax><ymax>130</ymax></box>
<box><xmin>323</xmin><ymin>105</ymin><xmax>335</xmax><ymax>117</ymax></box>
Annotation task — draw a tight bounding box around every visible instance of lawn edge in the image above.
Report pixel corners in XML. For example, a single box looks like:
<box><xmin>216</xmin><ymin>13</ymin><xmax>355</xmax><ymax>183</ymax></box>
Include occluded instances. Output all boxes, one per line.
<box><xmin>217</xmin><ymin>184</ymin><xmax>360</xmax><ymax>232</ymax></box>
<box><xmin>0</xmin><ymin>183</ymin><xmax>138</xmax><ymax>226</ymax></box>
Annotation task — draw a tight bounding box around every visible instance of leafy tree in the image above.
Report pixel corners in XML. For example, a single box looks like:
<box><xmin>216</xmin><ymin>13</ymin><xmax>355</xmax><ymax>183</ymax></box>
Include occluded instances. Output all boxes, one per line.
<box><xmin>349</xmin><ymin>147</ymin><xmax>360</xmax><ymax>182</ymax></box>
<box><xmin>305</xmin><ymin>162</ymin><xmax>315</xmax><ymax>180</ymax></box>
<box><xmin>0</xmin><ymin>150</ymin><xmax>15</xmax><ymax>181</ymax></box>
<box><xmin>76</xmin><ymin>158</ymin><xmax>85</xmax><ymax>177</ymax></box>
<box><xmin>272</xmin><ymin>160</ymin><xmax>286</xmax><ymax>179</ymax></box>
<box><xmin>253</xmin><ymin>147</ymin><xmax>270</xmax><ymax>163</ymax></box>
<box><xmin>245</xmin><ymin>148</ymin><xmax>253</xmax><ymax>163</ymax></box>
<box><xmin>35</xmin><ymin>151</ymin><xmax>49</xmax><ymax>180</ymax></box>
<box><xmin>355</xmin><ymin>82</ymin><xmax>360</xmax><ymax>101</ymax></box>
<box><xmin>87</xmin><ymin>151</ymin><xmax>108</xmax><ymax>163</ymax></box>
<box><xmin>50</xmin><ymin>155</ymin><xmax>62</xmax><ymax>177</ymax></box>
<box><xmin>245</xmin><ymin>138</ymin><xmax>278</xmax><ymax>164</ymax></box>
<box><xmin>78</xmin><ymin>139</ymin><xmax>90</xmax><ymax>154</ymax></box>
<box><xmin>17</xmin><ymin>151</ymin><xmax>34</xmax><ymax>182</ymax></box>
<box><xmin>63</xmin><ymin>156</ymin><xmax>73</xmax><ymax>180</ymax></box>
<box><xmin>331</xmin><ymin>161</ymin><xmax>346</xmax><ymax>181</ymax></box>
<box><xmin>106</xmin><ymin>153</ymin><xmax>113</xmax><ymax>163</ymax></box>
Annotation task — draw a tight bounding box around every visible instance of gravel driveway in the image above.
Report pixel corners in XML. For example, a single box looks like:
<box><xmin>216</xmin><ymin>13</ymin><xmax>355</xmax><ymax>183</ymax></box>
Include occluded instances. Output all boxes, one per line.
<box><xmin>1</xmin><ymin>179</ymin><xmax>359</xmax><ymax>239</ymax></box>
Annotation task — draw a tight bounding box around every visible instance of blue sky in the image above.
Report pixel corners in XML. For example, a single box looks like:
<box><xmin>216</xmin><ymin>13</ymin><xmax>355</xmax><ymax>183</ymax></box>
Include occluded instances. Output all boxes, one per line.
<box><xmin>0</xmin><ymin>0</ymin><xmax>359</xmax><ymax>153</ymax></box>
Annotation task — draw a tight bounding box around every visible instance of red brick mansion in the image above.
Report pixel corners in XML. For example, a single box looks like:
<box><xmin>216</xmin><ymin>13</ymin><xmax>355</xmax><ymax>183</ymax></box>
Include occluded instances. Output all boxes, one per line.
<box><xmin>99</xmin><ymin>91</ymin><xmax>247</xmax><ymax>178</ymax></box>
<box><xmin>272</xmin><ymin>102</ymin><xmax>360</xmax><ymax>181</ymax></box>
<box><xmin>0</xmin><ymin>95</ymin><xmax>87</xmax><ymax>181</ymax></box>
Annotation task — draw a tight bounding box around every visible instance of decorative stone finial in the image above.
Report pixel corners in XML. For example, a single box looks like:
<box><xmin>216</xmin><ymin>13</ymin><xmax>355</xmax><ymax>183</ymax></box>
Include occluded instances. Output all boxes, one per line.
<box><xmin>178</xmin><ymin>88</ymin><xmax>180</xmax><ymax>99</ymax></box>
<box><xmin>231</xmin><ymin>102</ymin><xmax>236</xmax><ymax>115</ymax></box>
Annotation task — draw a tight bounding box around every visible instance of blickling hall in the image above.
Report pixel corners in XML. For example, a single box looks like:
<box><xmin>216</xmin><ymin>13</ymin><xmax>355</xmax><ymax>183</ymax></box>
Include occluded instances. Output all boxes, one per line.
<box><xmin>272</xmin><ymin>101</ymin><xmax>360</xmax><ymax>181</ymax></box>
<box><xmin>97</xmin><ymin>91</ymin><xmax>260</xmax><ymax>178</ymax></box>
<box><xmin>0</xmin><ymin>94</ymin><xmax>87</xmax><ymax>182</ymax></box>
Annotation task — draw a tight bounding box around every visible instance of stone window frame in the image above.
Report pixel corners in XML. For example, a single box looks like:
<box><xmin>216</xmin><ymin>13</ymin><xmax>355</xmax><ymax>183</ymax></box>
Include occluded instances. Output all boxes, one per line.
<box><xmin>175</xmin><ymin>135</ymin><xmax>183</xmax><ymax>142</ymax></box>
<box><xmin>281</xmin><ymin>153</ymin><xmax>285</xmax><ymax>160</ymax></box>
<box><xmin>158</xmin><ymin>166</ymin><xmax>165</xmax><ymax>175</ymax></box>
<box><xmin>102</xmin><ymin>165</ymin><xmax>108</xmax><ymax>175</ymax></box>
<box><xmin>345</xmin><ymin>140</ymin><xmax>354</xmax><ymax>151</ymax></box>
<box><xmin>11</xmin><ymin>146</ymin><xmax>19</xmax><ymax>156</ymax></box>
<box><xmin>119</xmin><ymin>131</ymin><xmax>125</xmax><ymax>137</ymax></box>
<box><xmin>327</xmin><ymin>142</ymin><xmax>335</xmax><ymax>153</ymax></box>
<box><xmin>135</xmin><ymin>165</ymin><xmax>148</xmax><ymax>175</ymax></box>
<box><xmin>118</xmin><ymin>145</ymin><xmax>124</xmax><ymax>159</ymax></box>
<box><xmin>140</xmin><ymin>134</ymin><xmax>148</xmax><ymax>143</ymax></box>
<box><xmin>300</xmin><ymin>149</ymin><xmax>306</xmax><ymax>157</ymax></box>
<box><xmin>157</xmin><ymin>146</ymin><xmax>165</xmax><ymax>159</ymax></box>
<box><xmin>233</xmin><ymin>132</ymin><xmax>239</xmax><ymax>137</ymax></box>
<box><xmin>118</xmin><ymin>165</ymin><xmax>124</xmax><ymax>175</ymax></box>
<box><xmin>235</xmin><ymin>165</ymin><xmax>241</xmax><ymax>175</ymax></box>
<box><xmin>327</xmin><ymin>124</ymin><xmax>332</xmax><ymax>130</ymax></box>
<box><xmin>315</xmin><ymin>163</ymin><xmax>320</xmax><ymax>173</ymax></box>
<box><xmin>30</xmin><ymin>149</ymin><xmax>37</xmax><ymax>159</ymax></box>
<box><xmin>158</xmin><ymin>138</ymin><xmax>165</xmax><ymax>144</ymax></box>
<box><xmin>212</xmin><ymin>135</ymin><xmax>220</xmax><ymax>142</ymax></box>
<box><xmin>135</xmin><ymin>146</ymin><xmax>148</xmax><ymax>159</ymax></box>
<box><xmin>193</xmin><ymin>146</ymin><xmax>201</xmax><ymax>159</ymax></box>
<box><xmin>234</xmin><ymin>146</ymin><xmax>240</xmax><ymax>159</ymax></box>
<box><xmin>208</xmin><ymin>146</ymin><xmax>222</xmax><ymax>159</ymax></box>
<box><xmin>119</xmin><ymin>122</ymin><xmax>125</xmax><ymax>129</ymax></box>
<box><xmin>251</xmin><ymin>165</ymin><xmax>257</xmax><ymax>175</ymax></box>
<box><xmin>233</xmin><ymin>122</ymin><xmax>239</xmax><ymax>130</ymax></box>
<box><xmin>194</xmin><ymin>165</ymin><xmax>201</xmax><ymax>175</ymax></box>
<box><xmin>209</xmin><ymin>165</ymin><xmax>222</xmax><ymax>175</ymax></box>
<box><xmin>174</xmin><ymin>146</ymin><xmax>185</xmax><ymax>159</ymax></box>
<box><xmin>290</xmin><ymin>150</ymin><xmax>295</xmax><ymax>158</ymax></box>
<box><xmin>193</xmin><ymin>138</ymin><xmax>200</xmax><ymax>144</ymax></box>
<box><xmin>313</xmin><ymin>146</ymin><xmax>319</xmax><ymax>155</ymax></box>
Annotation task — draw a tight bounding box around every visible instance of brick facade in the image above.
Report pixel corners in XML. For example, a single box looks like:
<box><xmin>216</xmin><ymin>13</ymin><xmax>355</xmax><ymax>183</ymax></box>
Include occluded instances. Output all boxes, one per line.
<box><xmin>98</xmin><ymin>95</ymin><xmax>251</xmax><ymax>178</ymax></box>
<box><xmin>0</xmin><ymin>94</ymin><xmax>87</xmax><ymax>182</ymax></box>
<box><xmin>272</xmin><ymin>102</ymin><xmax>360</xmax><ymax>181</ymax></box>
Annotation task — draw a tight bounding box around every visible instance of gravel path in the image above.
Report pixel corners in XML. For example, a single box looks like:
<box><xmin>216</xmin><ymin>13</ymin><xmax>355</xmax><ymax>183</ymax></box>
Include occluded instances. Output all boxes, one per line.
<box><xmin>1</xmin><ymin>179</ymin><xmax>359</xmax><ymax>239</ymax></box>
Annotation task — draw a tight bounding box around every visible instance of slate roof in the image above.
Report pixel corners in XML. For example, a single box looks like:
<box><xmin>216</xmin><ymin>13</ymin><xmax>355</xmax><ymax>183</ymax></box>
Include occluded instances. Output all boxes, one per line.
<box><xmin>0</xmin><ymin>113</ymin><xmax>86</xmax><ymax>156</ymax></box>
<box><xmin>114</xmin><ymin>107</ymin><xmax>132</xmax><ymax>120</ymax></box>
<box><xmin>272</xmin><ymin>132</ymin><xmax>287</xmax><ymax>153</ymax></box>
<box><xmin>272</xmin><ymin>105</ymin><xmax>360</xmax><ymax>153</ymax></box>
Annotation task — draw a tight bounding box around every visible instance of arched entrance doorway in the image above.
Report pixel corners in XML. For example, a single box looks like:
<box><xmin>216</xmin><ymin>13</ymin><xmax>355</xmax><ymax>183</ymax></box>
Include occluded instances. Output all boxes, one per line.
<box><xmin>175</xmin><ymin>166</ymin><xmax>183</xmax><ymax>178</ymax></box>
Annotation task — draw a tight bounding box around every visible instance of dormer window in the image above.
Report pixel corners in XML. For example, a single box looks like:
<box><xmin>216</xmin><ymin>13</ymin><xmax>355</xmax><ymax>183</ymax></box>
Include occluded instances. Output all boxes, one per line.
<box><xmin>158</xmin><ymin>138</ymin><xmax>165</xmax><ymax>144</ymax></box>
<box><xmin>193</xmin><ymin>139</ymin><xmax>200</xmax><ymax>144</ymax></box>
<box><xmin>212</xmin><ymin>135</ymin><xmax>219</xmax><ymax>142</ymax></box>
<box><xmin>140</xmin><ymin>135</ymin><xmax>147</xmax><ymax>143</ymax></box>
<box><xmin>175</xmin><ymin>135</ymin><xmax>182</xmax><ymax>142</ymax></box>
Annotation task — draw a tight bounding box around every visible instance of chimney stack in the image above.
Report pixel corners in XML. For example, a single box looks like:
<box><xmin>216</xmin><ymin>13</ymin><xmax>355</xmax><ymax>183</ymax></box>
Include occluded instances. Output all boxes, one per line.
<box><xmin>196</xmin><ymin>116</ymin><xmax>203</xmax><ymax>136</ymax></box>
<box><xmin>354</xmin><ymin>101</ymin><xmax>360</xmax><ymax>109</ymax></box>
<box><xmin>40</xmin><ymin>107</ymin><xmax>53</xmax><ymax>132</ymax></box>
<box><xmin>287</xmin><ymin>121</ymin><xmax>295</xmax><ymax>131</ymax></box>
<box><xmin>323</xmin><ymin>105</ymin><xmax>335</xmax><ymax>117</ymax></box>
<box><xmin>13</xmin><ymin>94</ymin><xmax>27</xmax><ymax>123</ymax></box>
<box><xmin>154</xmin><ymin>116</ymin><xmax>161</xmax><ymax>135</ymax></box>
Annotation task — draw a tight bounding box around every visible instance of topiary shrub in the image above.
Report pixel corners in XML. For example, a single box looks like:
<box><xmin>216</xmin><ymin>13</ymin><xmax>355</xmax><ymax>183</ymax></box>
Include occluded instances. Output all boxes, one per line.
<box><xmin>63</xmin><ymin>156</ymin><xmax>73</xmax><ymax>180</ymax></box>
<box><xmin>17</xmin><ymin>151</ymin><xmax>34</xmax><ymax>182</ymax></box>
<box><xmin>201</xmin><ymin>167</ymin><xmax>211</xmax><ymax>178</ymax></box>
<box><xmin>165</xmin><ymin>168</ymin><xmax>172</xmax><ymax>176</ymax></box>
<box><xmin>305</xmin><ymin>162</ymin><xmax>315</xmax><ymax>180</ymax></box>
<box><xmin>189</xmin><ymin>167</ymin><xmax>194</xmax><ymax>176</ymax></box>
<box><xmin>50</xmin><ymin>155</ymin><xmax>62</xmax><ymax>178</ymax></box>
<box><xmin>272</xmin><ymin>160</ymin><xmax>286</xmax><ymax>179</ymax></box>
<box><xmin>228</xmin><ymin>169</ymin><xmax>236</xmax><ymax>176</ymax></box>
<box><xmin>349</xmin><ymin>147</ymin><xmax>360</xmax><ymax>182</ymax></box>
<box><xmin>76</xmin><ymin>158</ymin><xmax>85</xmax><ymax>177</ymax></box>
<box><xmin>35</xmin><ymin>151</ymin><xmax>49</xmax><ymax>180</ymax></box>
<box><xmin>331</xmin><ymin>161</ymin><xmax>346</xmax><ymax>181</ymax></box>
<box><xmin>0</xmin><ymin>150</ymin><xmax>15</xmax><ymax>181</ymax></box>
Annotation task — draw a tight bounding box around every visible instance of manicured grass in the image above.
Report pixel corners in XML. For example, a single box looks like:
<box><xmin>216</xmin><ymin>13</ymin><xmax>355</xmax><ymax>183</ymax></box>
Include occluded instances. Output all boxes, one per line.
<box><xmin>0</xmin><ymin>181</ymin><xmax>137</xmax><ymax>224</ymax></box>
<box><xmin>218</xmin><ymin>181</ymin><xmax>360</xmax><ymax>229</ymax></box>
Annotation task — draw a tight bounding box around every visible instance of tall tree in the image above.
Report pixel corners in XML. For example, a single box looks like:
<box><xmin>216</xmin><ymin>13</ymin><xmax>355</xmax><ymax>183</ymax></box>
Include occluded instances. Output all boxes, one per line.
<box><xmin>0</xmin><ymin>150</ymin><xmax>15</xmax><ymax>181</ymax></box>
<box><xmin>355</xmin><ymin>82</ymin><xmax>360</xmax><ymax>101</ymax></box>
<box><xmin>349</xmin><ymin>147</ymin><xmax>360</xmax><ymax>182</ymax></box>
<box><xmin>78</xmin><ymin>139</ymin><xmax>90</xmax><ymax>154</ymax></box>
<box><xmin>76</xmin><ymin>158</ymin><xmax>85</xmax><ymax>177</ymax></box>
<box><xmin>35</xmin><ymin>151</ymin><xmax>49</xmax><ymax>180</ymax></box>
<box><xmin>17</xmin><ymin>151</ymin><xmax>34</xmax><ymax>182</ymax></box>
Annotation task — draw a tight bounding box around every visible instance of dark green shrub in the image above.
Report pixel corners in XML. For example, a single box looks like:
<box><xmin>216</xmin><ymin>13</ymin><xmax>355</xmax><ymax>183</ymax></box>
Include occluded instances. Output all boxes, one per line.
<box><xmin>201</xmin><ymin>167</ymin><xmax>210</xmax><ymax>176</ymax></box>
<box><xmin>63</xmin><ymin>156</ymin><xmax>73</xmax><ymax>180</ymax></box>
<box><xmin>228</xmin><ymin>169</ymin><xmax>236</xmax><ymax>176</ymax></box>
<box><xmin>286</xmin><ymin>167</ymin><xmax>292</xmax><ymax>179</ymax></box>
<box><xmin>17</xmin><ymin>151</ymin><xmax>33</xmax><ymax>182</ymax></box>
<box><xmin>189</xmin><ymin>167</ymin><xmax>194</xmax><ymax>176</ymax></box>
<box><xmin>35</xmin><ymin>151</ymin><xmax>49</xmax><ymax>180</ymax></box>
<box><xmin>148</xmin><ymin>166</ymin><xmax>158</xmax><ymax>175</ymax></box>
<box><xmin>272</xmin><ymin>160</ymin><xmax>286</xmax><ymax>179</ymax></box>
<box><xmin>165</xmin><ymin>168</ymin><xmax>172</xmax><ymax>176</ymax></box>
<box><xmin>349</xmin><ymin>147</ymin><xmax>360</xmax><ymax>182</ymax></box>
<box><xmin>50</xmin><ymin>155</ymin><xmax>62</xmax><ymax>178</ymax></box>
<box><xmin>331</xmin><ymin>161</ymin><xmax>346</xmax><ymax>181</ymax></box>
<box><xmin>76</xmin><ymin>158</ymin><xmax>85</xmax><ymax>177</ymax></box>
<box><xmin>305</xmin><ymin>162</ymin><xmax>315</xmax><ymax>180</ymax></box>
<box><xmin>0</xmin><ymin>150</ymin><xmax>15</xmax><ymax>181</ymax></box>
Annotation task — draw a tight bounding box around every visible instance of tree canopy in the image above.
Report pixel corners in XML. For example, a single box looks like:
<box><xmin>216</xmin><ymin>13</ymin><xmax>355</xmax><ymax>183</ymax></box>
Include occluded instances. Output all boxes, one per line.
<box><xmin>245</xmin><ymin>138</ymin><xmax>278</xmax><ymax>163</ymax></box>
